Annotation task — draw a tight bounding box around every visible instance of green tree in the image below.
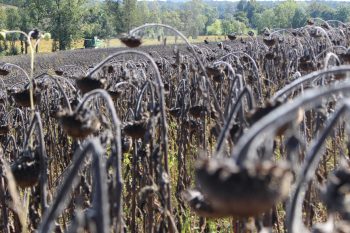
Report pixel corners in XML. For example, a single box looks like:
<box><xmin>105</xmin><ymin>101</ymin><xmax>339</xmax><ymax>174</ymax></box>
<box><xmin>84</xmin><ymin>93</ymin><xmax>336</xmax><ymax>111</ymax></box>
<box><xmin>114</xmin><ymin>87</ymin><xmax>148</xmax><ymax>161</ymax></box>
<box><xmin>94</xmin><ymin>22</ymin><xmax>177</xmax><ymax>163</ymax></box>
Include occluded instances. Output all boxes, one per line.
<box><xmin>334</xmin><ymin>6</ymin><xmax>350</xmax><ymax>22</ymax></box>
<box><xmin>292</xmin><ymin>7</ymin><xmax>308</xmax><ymax>28</ymax></box>
<box><xmin>236</xmin><ymin>0</ymin><xmax>247</xmax><ymax>12</ymax></box>
<box><xmin>203</xmin><ymin>5</ymin><xmax>219</xmax><ymax>34</ymax></box>
<box><xmin>252</xmin><ymin>9</ymin><xmax>276</xmax><ymax>33</ymax></box>
<box><xmin>274</xmin><ymin>0</ymin><xmax>297</xmax><ymax>28</ymax></box>
<box><xmin>307</xmin><ymin>2</ymin><xmax>335</xmax><ymax>21</ymax></box>
<box><xmin>0</xmin><ymin>7</ymin><xmax>6</xmax><ymax>29</ymax></box>
<box><xmin>148</xmin><ymin>1</ymin><xmax>161</xmax><ymax>24</ymax></box>
<box><xmin>135</xmin><ymin>1</ymin><xmax>150</xmax><ymax>26</ymax></box>
<box><xmin>222</xmin><ymin>19</ymin><xmax>248</xmax><ymax>35</ymax></box>
<box><xmin>207</xmin><ymin>19</ymin><xmax>222</xmax><ymax>35</ymax></box>
<box><xmin>5</xmin><ymin>8</ymin><xmax>20</xmax><ymax>54</ymax></box>
<box><xmin>50</xmin><ymin>0</ymin><xmax>86</xmax><ymax>50</ymax></box>
<box><xmin>82</xmin><ymin>5</ymin><xmax>113</xmax><ymax>39</ymax></box>
<box><xmin>181</xmin><ymin>0</ymin><xmax>207</xmax><ymax>38</ymax></box>
<box><xmin>245</xmin><ymin>0</ymin><xmax>262</xmax><ymax>24</ymax></box>
<box><xmin>122</xmin><ymin>0</ymin><xmax>137</xmax><ymax>32</ymax></box>
<box><xmin>161</xmin><ymin>10</ymin><xmax>184</xmax><ymax>31</ymax></box>
<box><xmin>105</xmin><ymin>0</ymin><xmax>124</xmax><ymax>34</ymax></box>
<box><xmin>25</xmin><ymin>0</ymin><xmax>52</xmax><ymax>29</ymax></box>
<box><xmin>234</xmin><ymin>11</ymin><xmax>249</xmax><ymax>25</ymax></box>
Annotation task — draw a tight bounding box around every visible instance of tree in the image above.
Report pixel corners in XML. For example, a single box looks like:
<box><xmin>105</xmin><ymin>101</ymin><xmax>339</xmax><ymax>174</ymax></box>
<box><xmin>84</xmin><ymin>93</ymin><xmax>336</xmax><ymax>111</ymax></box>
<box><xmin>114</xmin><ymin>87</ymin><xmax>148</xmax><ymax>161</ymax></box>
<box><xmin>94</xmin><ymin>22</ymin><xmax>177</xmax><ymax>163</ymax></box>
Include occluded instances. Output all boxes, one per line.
<box><xmin>245</xmin><ymin>0</ymin><xmax>261</xmax><ymax>24</ymax></box>
<box><xmin>105</xmin><ymin>0</ymin><xmax>124</xmax><ymax>34</ymax></box>
<box><xmin>49</xmin><ymin>0</ymin><xmax>87</xmax><ymax>50</ymax></box>
<box><xmin>252</xmin><ymin>9</ymin><xmax>276</xmax><ymax>33</ymax></box>
<box><xmin>307</xmin><ymin>2</ymin><xmax>335</xmax><ymax>21</ymax></box>
<box><xmin>292</xmin><ymin>7</ymin><xmax>308</xmax><ymax>28</ymax></box>
<box><xmin>274</xmin><ymin>0</ymin><xmax>297</xmax><ymax>28</ymax></box>
<box><xmin>25</xmin><ymin>0</ymin><xmax>52</xmax><ymax>29</ymax></box>
<box><xmin>334</xmin><ymin>6</ymin><xmax>350</xmax><ymax>23</ymax></box>
<box><xmin>207</xmin><ymin>19</ymin><xmax>222</xmax><ymax>35</ymax></box>
<box><xmin>180</xmin><ymin>0</ymin><xmax>207</xmax><ymax>38</ymax></box>
<box><xmin>222</xmin><ymin>19</ymin><xmax>248</xmax><ymax>35</ymax></box>
<box><xmin>161</xmin><ymin>10</ymin><xmax>184</xmax><ymax>31</ymax></box>
<box><xmin>5</xmin><ymin>8</ymin><xmax>20</xmax><ymax>54</ymax></box>
<box><xmin>122</xmin><ymin>0</ymin><xmax>137</xmax><ymax>32</ymax></box>
<box><xmin>236</xmin><ymin>0</ymin><xmax>247</xmax><ymax>12</ymax></box>
<box><xmin>134</xmin><ymin>1</ymin><xmax>150</xmax><ymax>26</ymax></box>
<box><xmin>82</xmin><ymin>5</ymin><xmax>114</xmax><ymax>39</ymax></box>
<box><xmin>203</xmin><ymin>5</ymin><xmax>219</xmax><ymax>34</ymax></box>
<box><xmin>148</xmin><ymin>1</ymin><xmax>161</xmax><ymax>24</ymax></box>
<box><xmin>0</xmin><ymin>7</ymin><xmax>6</xmax><ymax>29</ymax></box>
<box><xmin>234</xmin><ymin>11</ymin><xmax>249</xmax><ymax>25</ymax></box>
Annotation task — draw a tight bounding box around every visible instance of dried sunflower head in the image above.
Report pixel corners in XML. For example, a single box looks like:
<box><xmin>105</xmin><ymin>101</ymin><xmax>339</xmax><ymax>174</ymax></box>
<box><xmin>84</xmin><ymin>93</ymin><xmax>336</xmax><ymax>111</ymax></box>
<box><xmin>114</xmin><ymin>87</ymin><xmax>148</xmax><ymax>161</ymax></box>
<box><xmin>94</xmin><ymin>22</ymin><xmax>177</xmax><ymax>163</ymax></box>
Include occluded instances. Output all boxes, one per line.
<box><xmin>56</xmin><ymin>108</ymin><xmax>101</xmax><ymax>139</ymax></box>
<box><xmin>195</xmin><ymin>158</ymin><xmax>293</xmax><ymax>217</ymax></box>
<box><xmin>120</xmin><ymin>35</ymin><xmax>142</xmax><ymax>48</ymax></box>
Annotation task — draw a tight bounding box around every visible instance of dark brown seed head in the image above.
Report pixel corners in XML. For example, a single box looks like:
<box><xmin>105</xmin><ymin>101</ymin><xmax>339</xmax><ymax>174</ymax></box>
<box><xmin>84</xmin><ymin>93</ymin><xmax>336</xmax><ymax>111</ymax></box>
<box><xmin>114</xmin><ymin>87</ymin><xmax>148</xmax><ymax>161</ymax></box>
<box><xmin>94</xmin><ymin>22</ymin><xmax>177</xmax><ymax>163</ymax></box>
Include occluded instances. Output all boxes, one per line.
<box><xmin>206</xmin><ymin>65</ymin><xmax>223</xmax><ymax>77</ymax></box>
<box><xmin>0</xmin><ymin>125</ymin><xmax>10</xmax><ymax>135</ymax></box>
<box><xmin>307</xmin><ymin>19</ymin><xmax>315</xmax><ymax>25</ymax></box>
<box><xmin>76</xmin><ymin>77</ymin><xmax>107</xmax><ymax>94</ymax></box>
<box><xmin>0</xmin><ymin>68</ymin><xmax>10</xmax><ymax>76</ymax></box>
<box><xmin>182</xmin><ymin>189</ymin><xmax>220</xmax><ymax>218</ymax></box>
<box><xmin>265</xmin><ymin>52</ymin><xmax>275</xmax><ymax>60</ymax></box>
<box><xmin>54</xmin><ymin>70</ymin><xmax>64</xmax><ymax>76</ymax></box>
<box><xmin>120</xmin><ymin>35</ymin><xmax>142</xmax><ymax>48</ymax></box>
<box><xmin>323</xmin><ymin>168</ymin><xmax>350</xmax><ymax>220</ymax></box>
<box><xmin>168</xmin><ymin>107</ymin><xmax>181</xmax><ymax>118</ymax></box>
<box><xmin>11</xmin><ymin>89</ymin><xmax>41</xmax><ymax>108</ymax></box>
<box><xmin>227</xmin><ymin>34</ymin><xmax>236</xmax><ymax>41</ymax></box>
<box><xmin>263</xmin><ymin>37</ymin><xmax>276</xmax><ymax>47</ymax></box>
<box><xmin>189</xmin><ymin>105</ymin><xmax>207</xmax><ymax>118</ymax></box>
<box><xmin>123</xmin><ymin>119</ymin><xmax>148</xmax><ymax>139</ymax></box>
<box><xmin>56</xmin><ymin>109</ymin><xmax>101</xmax><ymax>139</ymax></box>
<box><xmin>108</xmin><ymin>90</ymin><xmax>121</xmax><ymax>101</ymax></box>
<box><xmin>195</xmin><ymin>158</ymin><xmax>293</xmax><ymax>217</ymax></box>
<box><xmin>11</xmin><ymin>151</ymin><xmax>40</xmax><ymax>188</ymax></box>
<box><xmin>30</xmin><ymin>29</ymin><xmax>40</xmax><ymax>40</ymax></box>
<box><xmin>340</xmin><ymin>52</ymin><xmax>350</xmax><ymax>64</ymax></box>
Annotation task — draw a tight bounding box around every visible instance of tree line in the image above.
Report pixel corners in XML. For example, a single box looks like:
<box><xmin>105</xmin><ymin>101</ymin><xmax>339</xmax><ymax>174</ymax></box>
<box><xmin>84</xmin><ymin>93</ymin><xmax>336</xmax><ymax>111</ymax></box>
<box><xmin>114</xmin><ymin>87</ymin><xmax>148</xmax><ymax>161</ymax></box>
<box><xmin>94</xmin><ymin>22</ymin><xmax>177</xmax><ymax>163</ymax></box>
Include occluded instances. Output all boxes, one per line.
<box><xmin>0</xmin><ymin>0</ymin><xmax>350</xmax><ymax>55</ymax></box>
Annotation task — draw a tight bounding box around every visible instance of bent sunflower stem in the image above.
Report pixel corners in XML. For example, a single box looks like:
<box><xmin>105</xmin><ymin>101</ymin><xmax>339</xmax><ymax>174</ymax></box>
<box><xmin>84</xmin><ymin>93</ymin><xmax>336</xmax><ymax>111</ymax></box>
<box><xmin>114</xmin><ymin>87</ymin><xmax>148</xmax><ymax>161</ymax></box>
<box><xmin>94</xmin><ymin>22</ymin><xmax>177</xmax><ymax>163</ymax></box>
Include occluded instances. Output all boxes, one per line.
<box><xmin>287</xmin><ymin>101</ymin><xmax>350</xmax><ymax>233</ymax></box>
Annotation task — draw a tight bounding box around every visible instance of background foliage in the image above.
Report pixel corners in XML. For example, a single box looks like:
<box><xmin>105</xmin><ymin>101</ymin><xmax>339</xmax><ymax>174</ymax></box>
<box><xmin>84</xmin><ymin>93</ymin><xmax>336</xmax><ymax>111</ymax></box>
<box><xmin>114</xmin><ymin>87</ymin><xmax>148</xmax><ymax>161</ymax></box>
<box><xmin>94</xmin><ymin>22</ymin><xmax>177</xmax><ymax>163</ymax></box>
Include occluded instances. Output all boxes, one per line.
<box><xmin>0</xmin><ymin>0</ymin><xmax>350</xmax><ymax>55</ymax></box>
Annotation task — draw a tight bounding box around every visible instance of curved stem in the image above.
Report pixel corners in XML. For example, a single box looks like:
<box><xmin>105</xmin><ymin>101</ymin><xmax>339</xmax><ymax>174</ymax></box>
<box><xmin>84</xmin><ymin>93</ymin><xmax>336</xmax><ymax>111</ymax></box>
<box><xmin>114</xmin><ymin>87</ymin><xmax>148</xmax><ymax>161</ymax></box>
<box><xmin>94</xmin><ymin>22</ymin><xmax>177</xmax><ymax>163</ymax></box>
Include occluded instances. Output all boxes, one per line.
<box><xmin>308</xmin><ymin>25</ymin><xmax>333</xmax><ymax>47</ymax></box>
<box><xmin>23</xmin><ymin>112</ymin><xmax>48</xmax><ymax>213</ymax></box>
<box><xmin>115</xmin><ymin>81</ymin><xmax>138</xmax><ymax>91</ymax></box>
<box><xmin>2</xmin><ymin>63</ymin><xmax>31</xmax><ymax>83</ymax></box>
<box><xmin>233</xmin><ymin>82</ymin><xmax>350</xmax><ymax>165</ymax></box>
<box><xmin>129</xmin><ymin>23</ymin><xmax>225</xmax><ymax>123</ymax></box>
<box><xmin>310</xmin><ymin>17</ymin><xmax>332</xmax><ymax>29</ymax></box>
<box><xmin>315</xmin><ymin>46</ymin><xmax>347</xmax><ymax>60</ymax></box>
<box><xmin>215</xmin><ymin>87</ymin><xmax>254</xmax><ymax>155</ymax></box>
<box><xmin>85</xmin><ymin>49</ymin><xmax>172</xmax><ymax>213</ymax></box>
<box><xmin>326</xmin><ymin>20</ymin><xmax>346</xmax><ymax>27</ymax></box>
<box><xmin>287</xmin><ymin>101</ymin><xmax>350</xmax><ymax>233</ymax></box>
<box><xmin>2</xmin><ymin>30</ymin><xmax>41</xmax><ymax>113</ymax></box>
<box><xmin>2</xmin><ymin>135</ymin><xmax>18</xmax><ymax>158</ymax></box>
<box><xmin>42</xmin><ymin>74</ymin><xmax>74</xmax><ymax>112</ymax></box>
<box><xmin>323</xmin><ymin>52</ymin><xmax>341</xmax><ymax>69</ymax></box>
<box><xmin>38</xmin><ymin>139</ymin><xmax>108</xmax><ymax>233</ymax></box>
<box><xmin>75</xmin><ymin>89</ymin><xmax>123</xmax><ymax>231</ymax></box>
<box><xmin>219</xmin><ymin>52</ymin><xmax>262</xmax><ymax>99</ymax></box>
<box><xmin>270</xmin><ymin>28</ymin><xmax>294</xmax><ymax>37</ymax></box>
<box><xmin>273</xmin><ymin>65</ymin><xmax>350</xmax><ymax>101</ymax></box>
<box><xmin>135</xmin><ymin>81</ymin><xmax>151</xmax><ymax>118</ymax></box>
<box><xmin>5</xmin><ymin>108</ymin><xmax>26</xmax><ymax>146</ymax></box>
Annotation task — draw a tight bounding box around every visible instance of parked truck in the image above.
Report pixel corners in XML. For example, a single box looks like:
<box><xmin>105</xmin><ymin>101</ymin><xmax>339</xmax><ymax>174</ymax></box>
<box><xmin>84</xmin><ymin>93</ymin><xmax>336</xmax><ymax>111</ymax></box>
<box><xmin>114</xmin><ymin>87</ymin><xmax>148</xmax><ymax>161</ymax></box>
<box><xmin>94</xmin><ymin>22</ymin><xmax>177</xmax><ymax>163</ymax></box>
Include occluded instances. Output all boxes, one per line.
<box><xmin>83</xmin><ymin>36</ymin><xmax>105</xmax><ymax>49</ymax></box>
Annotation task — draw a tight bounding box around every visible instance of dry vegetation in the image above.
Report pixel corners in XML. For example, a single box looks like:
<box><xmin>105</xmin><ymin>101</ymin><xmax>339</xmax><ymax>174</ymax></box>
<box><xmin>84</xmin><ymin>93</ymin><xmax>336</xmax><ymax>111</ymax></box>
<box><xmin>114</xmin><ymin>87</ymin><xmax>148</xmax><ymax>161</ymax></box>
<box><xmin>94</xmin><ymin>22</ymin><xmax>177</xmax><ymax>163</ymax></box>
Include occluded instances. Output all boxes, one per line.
<box><xmin>1</xmin><ymin>21</ymin><xmax>350</xmax><ymax>233</ymax></box>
